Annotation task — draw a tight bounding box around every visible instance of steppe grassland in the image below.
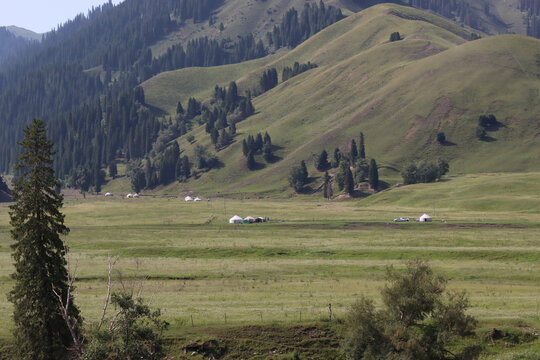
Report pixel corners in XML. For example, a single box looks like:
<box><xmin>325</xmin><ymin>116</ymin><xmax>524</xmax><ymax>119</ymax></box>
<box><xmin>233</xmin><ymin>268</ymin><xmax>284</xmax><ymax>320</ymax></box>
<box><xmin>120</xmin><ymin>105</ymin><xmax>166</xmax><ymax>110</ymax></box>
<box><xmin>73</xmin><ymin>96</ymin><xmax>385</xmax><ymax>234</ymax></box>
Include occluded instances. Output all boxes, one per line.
<box><xmin>1</xmin><ymin>173</ymin><xmax>539</xmax><ymax>339</ymax></box>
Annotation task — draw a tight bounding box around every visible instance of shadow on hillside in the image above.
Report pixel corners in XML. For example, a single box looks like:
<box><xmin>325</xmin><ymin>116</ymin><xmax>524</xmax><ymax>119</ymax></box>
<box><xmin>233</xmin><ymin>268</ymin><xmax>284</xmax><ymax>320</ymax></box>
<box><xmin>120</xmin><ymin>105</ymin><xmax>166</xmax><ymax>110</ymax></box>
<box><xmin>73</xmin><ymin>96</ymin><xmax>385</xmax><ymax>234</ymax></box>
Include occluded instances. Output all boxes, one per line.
<box><xmin>251</xmin><ymin>161</ymin><xmax>267</xmax><ymax>171</ymax></box>
<box><xmin>480</xmin><ymin>135</ymin><xmax>497</xmax><ymax>142</ymax></box>
<box><xmin>266</xmin><ymin>155</ymin><xmax>283</xmax><ymax>164</ymax></box>
<box><xmin>441</xmin><ymin>140</ymin><xmax>457</xmax><ymax>146</ymax></box>
<box><xmin>146</xmin><ymin>104</ymin><xmax>168</xmax><ymax>117</ymax></box>
<box><xmin>378</xmin><ymin>165</ymin><xmax>400</xmax><ymax>173</ymax></box>
<box><xmin>350</xmin><ymin>190</ymin><xmax>371</xmax><ymax>199</ymax></box>
<box><xmin>377</xmin><ymin>180</ymin><xmax>391</xmax><ymax>191</ymax></box>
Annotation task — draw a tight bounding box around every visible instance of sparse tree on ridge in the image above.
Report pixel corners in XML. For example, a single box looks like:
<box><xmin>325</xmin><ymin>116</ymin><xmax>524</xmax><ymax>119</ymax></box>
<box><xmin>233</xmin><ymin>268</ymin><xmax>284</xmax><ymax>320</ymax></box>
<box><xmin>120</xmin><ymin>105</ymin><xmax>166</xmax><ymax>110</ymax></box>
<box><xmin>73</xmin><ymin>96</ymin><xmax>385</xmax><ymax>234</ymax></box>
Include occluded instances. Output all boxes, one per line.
<box><xmin>8</xmin><ymin>119</ymin><xmax>81</xmax><ymax>360</ymax></box>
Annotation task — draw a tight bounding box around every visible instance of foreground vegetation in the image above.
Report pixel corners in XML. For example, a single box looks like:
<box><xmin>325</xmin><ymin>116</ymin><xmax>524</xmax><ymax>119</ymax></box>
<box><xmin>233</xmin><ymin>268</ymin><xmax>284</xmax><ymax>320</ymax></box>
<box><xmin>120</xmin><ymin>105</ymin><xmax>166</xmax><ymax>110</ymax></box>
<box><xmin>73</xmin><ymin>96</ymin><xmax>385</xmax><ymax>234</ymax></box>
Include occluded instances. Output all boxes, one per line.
<box><xmin>1</xmin><ymin>172</ymin><xmax>539</xmax><ymax>358</ymax></box>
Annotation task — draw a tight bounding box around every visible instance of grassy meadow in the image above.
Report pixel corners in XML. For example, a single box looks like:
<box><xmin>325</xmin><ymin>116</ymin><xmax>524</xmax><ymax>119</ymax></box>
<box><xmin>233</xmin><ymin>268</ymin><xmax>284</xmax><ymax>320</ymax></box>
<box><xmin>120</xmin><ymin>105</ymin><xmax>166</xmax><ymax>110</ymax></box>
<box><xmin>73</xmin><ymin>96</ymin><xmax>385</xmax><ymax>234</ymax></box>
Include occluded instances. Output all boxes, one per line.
<box><xmin>1</xmin><ymin>173</ymin><xmax>540</xmax><ymax>358</ymax></box>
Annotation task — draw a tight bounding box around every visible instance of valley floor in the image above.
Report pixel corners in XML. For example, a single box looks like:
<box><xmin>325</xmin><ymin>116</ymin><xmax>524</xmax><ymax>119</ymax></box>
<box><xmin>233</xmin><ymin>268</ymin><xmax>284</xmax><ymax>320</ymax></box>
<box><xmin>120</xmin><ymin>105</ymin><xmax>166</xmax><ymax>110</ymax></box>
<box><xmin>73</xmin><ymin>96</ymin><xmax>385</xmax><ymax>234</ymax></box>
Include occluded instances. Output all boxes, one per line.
<box><xmin>0</xmin><ymin>173</ymin><xmax>539</xmax><ymax>359</ymax></box>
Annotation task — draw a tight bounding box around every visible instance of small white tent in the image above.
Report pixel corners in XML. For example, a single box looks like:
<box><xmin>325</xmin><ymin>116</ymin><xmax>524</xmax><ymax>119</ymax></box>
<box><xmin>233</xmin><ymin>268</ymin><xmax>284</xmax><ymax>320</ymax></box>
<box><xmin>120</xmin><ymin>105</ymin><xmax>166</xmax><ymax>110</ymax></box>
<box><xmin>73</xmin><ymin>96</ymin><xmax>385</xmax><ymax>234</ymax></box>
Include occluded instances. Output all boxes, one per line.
<box><xmin>229</xmin><ymin>215</ymin><xmax>243</xmax><ymax>224</ymax></box>
<box><xmin>185</xmin><ymin>196</ymin><xmax>194</xmax><ymax>202</ymax></box>
<box><xmin>419</xmin><ymin>214</ymin><xmax>432</xmax><ymax>222</ymax></box>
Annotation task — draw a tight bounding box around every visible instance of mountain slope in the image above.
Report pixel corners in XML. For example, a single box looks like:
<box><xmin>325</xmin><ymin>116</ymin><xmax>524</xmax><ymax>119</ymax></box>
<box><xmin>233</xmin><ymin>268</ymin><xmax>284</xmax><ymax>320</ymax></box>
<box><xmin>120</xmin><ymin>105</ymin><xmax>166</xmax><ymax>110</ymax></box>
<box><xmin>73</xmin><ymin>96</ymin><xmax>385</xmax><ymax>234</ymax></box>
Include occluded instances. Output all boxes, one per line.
<box><xmin>142</xmin><ymin>4</ymin><xmax>540</xmax><ymax>195</ymax></box>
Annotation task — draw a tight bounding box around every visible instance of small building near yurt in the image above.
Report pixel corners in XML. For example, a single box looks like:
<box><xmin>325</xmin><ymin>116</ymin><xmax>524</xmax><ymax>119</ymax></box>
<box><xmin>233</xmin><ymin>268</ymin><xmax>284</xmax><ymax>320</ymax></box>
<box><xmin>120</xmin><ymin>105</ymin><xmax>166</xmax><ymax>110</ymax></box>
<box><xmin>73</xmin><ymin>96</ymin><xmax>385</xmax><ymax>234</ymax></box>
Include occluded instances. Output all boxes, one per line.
<box><xmin>229</xmin><ymin>215</ymin><xmax>243</xmax><ymax>224</ymax></box>
<box><xmin>418</xmin><ymin>214</ymin><xmax>432</xmax><ymax>222</ymax></box>
<box><xmin>185</xmin><ymin>196</ymin><xmax>194</xmax><ymax>202</ymax></box>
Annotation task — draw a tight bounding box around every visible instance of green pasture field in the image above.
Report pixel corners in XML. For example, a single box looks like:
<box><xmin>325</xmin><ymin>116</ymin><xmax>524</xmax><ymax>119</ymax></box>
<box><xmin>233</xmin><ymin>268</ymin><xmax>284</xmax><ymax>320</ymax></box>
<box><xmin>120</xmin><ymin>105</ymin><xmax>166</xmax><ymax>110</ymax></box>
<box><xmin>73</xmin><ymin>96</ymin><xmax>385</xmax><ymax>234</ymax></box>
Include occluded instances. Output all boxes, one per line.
<box><xmin>1</xmin><ymin>173</ymin><xmax>539</xmax><ymax>358</ymax></box>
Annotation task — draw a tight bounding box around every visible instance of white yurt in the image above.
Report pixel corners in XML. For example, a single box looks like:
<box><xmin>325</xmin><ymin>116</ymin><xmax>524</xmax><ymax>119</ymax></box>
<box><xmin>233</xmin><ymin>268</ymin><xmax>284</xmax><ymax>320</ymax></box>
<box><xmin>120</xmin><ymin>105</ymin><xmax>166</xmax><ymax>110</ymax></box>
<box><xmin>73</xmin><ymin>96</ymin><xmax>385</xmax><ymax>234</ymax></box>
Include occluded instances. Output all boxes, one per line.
<box><xmin>229</xmin><ymin>215</ymin><xmax>243</xmax><ymax>224</ymax></box>
<box><xmin>126</xmin><ymin>193</ymin><xmax>133</xmax><ymax>198</ymax></box>
<box><xmin>104</xmin><ymin>192</ymin><xmax>113</xmax><ymax>197</ymax></box>
<box><xmin>194</xmin><ymin>197</ymin><xmax>202</xmax><ymax>202</ymax></box>
<box><xmin>133</xmin><ymin>193</ymin><xmax>140</xmax><ymax>198</ymax></box>
<box><xmin>419</xmin><ymin>214</ymin><xmax>433</xmax><ymax>222</ymax></box>
<box><xmin>244</xmin><ymin>216</ymin><xmax>256</xmax><ymax>223</ymax></box>
<box><xmin>185</xmin><ymin>196</ymin><xmax>194</xmax><ymax>202</ymax></box>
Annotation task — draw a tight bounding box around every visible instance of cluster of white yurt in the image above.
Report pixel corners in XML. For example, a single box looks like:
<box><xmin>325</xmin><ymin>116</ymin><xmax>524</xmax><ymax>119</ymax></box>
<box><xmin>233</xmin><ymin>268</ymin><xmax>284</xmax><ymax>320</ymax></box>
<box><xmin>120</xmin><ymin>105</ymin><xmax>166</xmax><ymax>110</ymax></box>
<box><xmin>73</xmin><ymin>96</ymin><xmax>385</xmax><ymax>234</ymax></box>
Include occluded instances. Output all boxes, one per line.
<box><xmin>416</xmin><ymin>213</ymin><xmax>432</xmax><ymax>222</ymax></box>
<box><xmin>229</xmin><ymin>215</ymin><xmax>269</xmax><ymax>224</ymax></box>
<box><xmin>126</xmin><ymin>193</ymin><xmax>140</xmax><ymax>198</ymax></box>
<box><xmin>185</xmin><ymin>196</ymin><xmax>202</xmax><ymax>202</ymax></box>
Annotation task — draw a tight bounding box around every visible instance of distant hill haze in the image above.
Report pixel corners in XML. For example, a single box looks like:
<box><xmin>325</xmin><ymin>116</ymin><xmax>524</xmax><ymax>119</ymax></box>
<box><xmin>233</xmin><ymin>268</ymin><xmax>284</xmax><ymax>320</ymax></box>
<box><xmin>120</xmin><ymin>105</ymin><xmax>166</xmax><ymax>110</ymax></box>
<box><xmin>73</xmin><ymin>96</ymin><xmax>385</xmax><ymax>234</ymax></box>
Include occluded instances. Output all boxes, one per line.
<box><xmin>0</xmin><ymin>27</ymin><xmax>32</xmax><ymax>62</ymax></box>
<box><xmin>6</xmin><ymin>26</ymin><xmax>42</xmax><ymax>41</ymax></box>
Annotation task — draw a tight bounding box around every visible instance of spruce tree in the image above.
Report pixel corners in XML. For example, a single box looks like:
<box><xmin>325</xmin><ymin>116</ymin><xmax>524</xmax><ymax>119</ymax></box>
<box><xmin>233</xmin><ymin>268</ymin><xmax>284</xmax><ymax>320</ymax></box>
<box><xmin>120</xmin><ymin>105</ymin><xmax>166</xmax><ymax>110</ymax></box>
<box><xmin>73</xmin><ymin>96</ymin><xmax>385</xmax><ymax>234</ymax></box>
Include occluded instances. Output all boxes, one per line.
<box><xmin>324</xmin><ymin>171</ymin><xmax>333</xmax><ymax>199</ymax></box>
<box><xmin>8</xmin><ymin>119</ymin><xmax>81</xmax><ymax>360</ymax></box>
<box><xmin>263</xmin><ymin>142</ymin><xmax>273</xmax><ymax>162</ymax></box>
<box><xmin>109</xmin><ymin>161</ymin><xmax>118</xmax><ymax>179</ymax></box>
<box><xmin>359</xmin><ymin>132</ymin><xmax>366</xmax><ymax>159</ymax></box>
<box><xmin>176</xmin><ymin>100</ymin><xmax>184</xmax><ymax>114</ymax></box>
<box><xmin>344</xmin><ymin>167</ymin><xmax>355</xmax><ymax>195</ymax></box>
<box><xmin>300</xmin><ymin>160</ymin><xmax>308</xmax><ymax>182</ymax></box>
<box><xmin>332</xmin><ymin>148</ymin><xmax>341</xmax><ymax>168</ymax></box>
<box><xmin>316</xmin><ymin>149</ymin><xmax>329</xmax><ymax>171</ymax></box>
<box><xmin>350</xmin><ymin>140</ymin><xmax>358</xmax><ymax>161</ymax></box>
<box><xmin>242</xmin><ymin>139</ymin><xmax>249</xmax><ymax>157</ymax></box>
<box><xmin>247</xmin><ymin>151</ymin><xmax>256</xmax><ymax>170</ymax></box>
<box><xmin>369</xmin><ymin>158</ymin><xmax>379</xmax><ymax>191</ymax></box>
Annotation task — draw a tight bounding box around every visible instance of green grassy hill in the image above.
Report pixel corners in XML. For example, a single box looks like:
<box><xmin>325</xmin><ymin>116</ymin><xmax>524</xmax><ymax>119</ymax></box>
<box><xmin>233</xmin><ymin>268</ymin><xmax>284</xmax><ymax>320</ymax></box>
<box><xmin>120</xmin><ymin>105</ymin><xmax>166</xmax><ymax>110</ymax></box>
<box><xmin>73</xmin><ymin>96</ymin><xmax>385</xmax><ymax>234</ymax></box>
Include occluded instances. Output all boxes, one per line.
<box><xmin>139</xmin><ymin>4</ymin><xmax>540</xmax><ymax>196</ymax></box>
<box><xmin>149</xmin><ymin>0</ymin><xmax>357</xmax><ymax>58</ymax></box>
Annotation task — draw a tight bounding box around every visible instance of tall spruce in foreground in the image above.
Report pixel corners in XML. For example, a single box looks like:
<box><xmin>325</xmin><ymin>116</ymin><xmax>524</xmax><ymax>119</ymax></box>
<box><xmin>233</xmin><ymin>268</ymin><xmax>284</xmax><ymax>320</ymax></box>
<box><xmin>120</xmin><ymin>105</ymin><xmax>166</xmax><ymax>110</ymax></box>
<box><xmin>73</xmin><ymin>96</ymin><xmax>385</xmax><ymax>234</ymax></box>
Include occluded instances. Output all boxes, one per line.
<box><xmin>8</xmin><ymin>119</ymin><xmax>80</xmax><ymax>360</ymax></box>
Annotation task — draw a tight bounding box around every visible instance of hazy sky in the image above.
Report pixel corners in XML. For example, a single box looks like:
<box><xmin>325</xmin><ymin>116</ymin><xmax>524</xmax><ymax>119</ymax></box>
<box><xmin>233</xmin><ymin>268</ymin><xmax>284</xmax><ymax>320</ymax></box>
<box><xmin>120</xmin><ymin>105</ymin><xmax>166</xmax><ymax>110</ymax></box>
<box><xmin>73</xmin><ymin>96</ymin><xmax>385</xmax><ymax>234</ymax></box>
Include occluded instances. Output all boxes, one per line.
<box><xmin>0</xmin><ymin>0</ymin><xmax>124</xmax><ymax>34</ymax></box>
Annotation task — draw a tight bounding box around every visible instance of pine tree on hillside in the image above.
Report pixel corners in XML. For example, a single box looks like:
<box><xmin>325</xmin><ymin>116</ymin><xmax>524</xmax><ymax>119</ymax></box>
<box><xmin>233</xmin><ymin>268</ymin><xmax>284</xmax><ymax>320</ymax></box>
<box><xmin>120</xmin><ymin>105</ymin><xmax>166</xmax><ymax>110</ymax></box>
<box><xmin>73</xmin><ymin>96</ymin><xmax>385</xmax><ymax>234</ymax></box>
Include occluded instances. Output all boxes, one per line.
<box><xmin>359</xmin><ymin>132</ymin><xmax>366</xmax><ymax>159</ymax></box>
<box><xmin>300</xmin><ymin>160</ymin><xmax>309</xmax><ymax>182</ymax></box>
<box><xmin>332</xmin><ymin>148</ymin><xmax>341</xmax><ymax>168</ymax></box>
<box><xmin>176</xmin><ymin>100</ymin><xmax>184</xmax><ymax>114</ymax></box>
<box><xmin>8</xmin><ymin>119</ymin><xmax>81</xmax><ymax>360</ymax></box>
<box><xmin>344</xmin><ymin>167</ymin><xmax>355</xmax><ymax>195</ymax></box>
<box><xmin>109</xmin><ymin>161</ymin><xmax>118</xmax><ymax>179</ymax></box>
<box><xmin>350</xmin><ymin>139</ymin><xmax>358</xmax><ymax>162</ymax></box>
<box><xmin>242</xmin><ymin>139</ymin><xmax>249</xmax><ymax>157</ymax></box>
<box><xmin>316</xmin><ymin>149</ymin><xmax>329</xmax><ymax>171</ymax></box>
<box><xmin>369</xmin><ymin>158</ymin><xmax>379</xmax><ymax>191</ymax></box>
<box><xmin>324</xmin><ymin>171</ymin><xmax>333</xmax><ymax>199</ymax></box>
<box><xmin>247</xmin><ymin>151</ymin><xmax>256</xmax><ymax>170</ymax></box>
